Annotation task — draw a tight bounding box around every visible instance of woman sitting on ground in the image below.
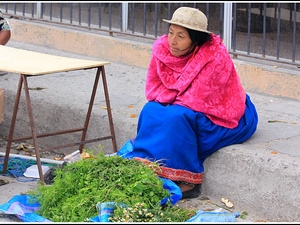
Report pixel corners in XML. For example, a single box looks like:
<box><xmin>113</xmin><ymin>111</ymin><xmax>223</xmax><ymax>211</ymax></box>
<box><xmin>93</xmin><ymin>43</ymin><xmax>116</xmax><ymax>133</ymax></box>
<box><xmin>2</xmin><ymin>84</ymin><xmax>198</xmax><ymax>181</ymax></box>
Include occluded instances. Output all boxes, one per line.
<box><xmin>117</xmin><ymin>7</ymin><xmax>258</xmax><ymax>199</ymax></box>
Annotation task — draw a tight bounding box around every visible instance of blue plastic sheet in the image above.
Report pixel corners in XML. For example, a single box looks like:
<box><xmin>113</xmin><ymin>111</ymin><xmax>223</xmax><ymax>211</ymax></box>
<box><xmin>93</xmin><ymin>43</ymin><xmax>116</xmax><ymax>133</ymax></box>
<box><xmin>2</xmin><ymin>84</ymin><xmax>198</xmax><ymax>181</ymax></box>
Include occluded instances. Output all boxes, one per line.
<box><xmin>116</xmin><ymin>139</ymin><xmax>134</xmax><ymax>159</ymax></box>
<box><xmin>185</xmin><ymin>210</ymin><xmax>235</xmax><ymax>222</ymax></box>
<box><xmin>0</xmin><ymin>195</ymin><xmax>236</xmax><ymax>223</ymax></box>
<box><xmin>89</xmin><ymin>202</ymin><xmax>126</xmax><ymax>222</ymax></box>
<box><xmin>0</xmin><ymin>195</ymin><xmax>51</xmax><ymax>222</ymax></box>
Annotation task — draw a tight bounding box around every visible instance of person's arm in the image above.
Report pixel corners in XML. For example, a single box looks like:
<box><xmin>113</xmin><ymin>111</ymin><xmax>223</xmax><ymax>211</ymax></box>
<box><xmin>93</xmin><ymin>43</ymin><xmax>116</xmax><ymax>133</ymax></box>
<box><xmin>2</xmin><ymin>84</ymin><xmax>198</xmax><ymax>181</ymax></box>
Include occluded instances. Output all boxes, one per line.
<box><xmin>0</xmin><ymin>11</ymin><xmax>11</xmax><ymax>45</ymax></box>
<box><xmin>145</xmin><ymin>54</ymin><xmax>179</xmax><ymax>104</ymax></box>
<box><xmin>0</xmin><ymin>29</ymin><xmax>11</xmax><ymax>45</ymax></box>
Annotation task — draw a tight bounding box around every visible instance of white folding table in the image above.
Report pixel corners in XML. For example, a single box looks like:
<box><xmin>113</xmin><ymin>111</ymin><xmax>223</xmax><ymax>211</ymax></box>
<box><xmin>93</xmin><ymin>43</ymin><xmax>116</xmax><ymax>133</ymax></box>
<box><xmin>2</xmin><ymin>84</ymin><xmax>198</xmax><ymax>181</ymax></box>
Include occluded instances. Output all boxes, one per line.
<box><xmin>0</xmin><ymin>45</ymin><xmax>117</xmax><ymax>182</ymax></box>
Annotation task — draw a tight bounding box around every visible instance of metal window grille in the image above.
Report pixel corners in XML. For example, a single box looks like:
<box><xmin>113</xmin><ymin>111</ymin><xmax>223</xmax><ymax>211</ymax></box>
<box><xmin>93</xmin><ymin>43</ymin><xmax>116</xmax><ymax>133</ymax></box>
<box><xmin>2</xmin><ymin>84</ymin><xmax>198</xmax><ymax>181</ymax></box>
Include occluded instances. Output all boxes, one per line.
<box><xmin>1</xmin><ymin>2</ymin><xmax>299</xmax><ymax>67</ymax></box>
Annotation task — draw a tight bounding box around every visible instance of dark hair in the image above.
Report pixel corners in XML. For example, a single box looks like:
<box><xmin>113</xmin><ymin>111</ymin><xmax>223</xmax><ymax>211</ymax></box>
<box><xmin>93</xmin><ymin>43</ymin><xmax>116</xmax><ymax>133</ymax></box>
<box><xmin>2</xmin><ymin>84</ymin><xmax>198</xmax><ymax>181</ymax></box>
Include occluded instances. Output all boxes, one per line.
<box><xmin>167</xmin><ymin>24</ymin><xmax>212</xmax><ymax>48</ymax></box>
<box><xmin>186</xmin><ymin>28</ymin><xmax>212</xmax><ymax>47</ymax></box>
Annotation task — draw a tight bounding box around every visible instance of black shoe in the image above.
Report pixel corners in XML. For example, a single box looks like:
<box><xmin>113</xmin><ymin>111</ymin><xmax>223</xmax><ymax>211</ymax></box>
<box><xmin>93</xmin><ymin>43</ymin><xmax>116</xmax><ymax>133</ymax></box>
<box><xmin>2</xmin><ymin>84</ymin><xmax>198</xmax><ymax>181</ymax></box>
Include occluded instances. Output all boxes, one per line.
<box><xmin>181</xmin><ymin>184</ymin><xmax>201</xmax><ymax>199</ymax></box>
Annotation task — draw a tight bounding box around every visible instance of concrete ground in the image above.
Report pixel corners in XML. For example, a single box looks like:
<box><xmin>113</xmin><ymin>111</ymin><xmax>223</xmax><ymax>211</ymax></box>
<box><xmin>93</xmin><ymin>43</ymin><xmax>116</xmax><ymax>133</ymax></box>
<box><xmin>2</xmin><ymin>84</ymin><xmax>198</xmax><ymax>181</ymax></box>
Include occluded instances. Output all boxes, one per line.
<box><xmin>0</xmin><ymin>39</ymin><xmax>299</xmax><ymax>223</ymax></box>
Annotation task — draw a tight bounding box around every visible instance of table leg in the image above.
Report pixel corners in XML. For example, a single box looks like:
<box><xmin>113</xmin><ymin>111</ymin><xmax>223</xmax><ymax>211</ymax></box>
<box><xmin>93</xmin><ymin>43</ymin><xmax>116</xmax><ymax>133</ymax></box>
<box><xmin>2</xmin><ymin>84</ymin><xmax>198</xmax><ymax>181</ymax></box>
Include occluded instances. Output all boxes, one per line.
<box><xmin>2</xmin><ymin>75</ymin><xmax>24</xmax><ymax>174</ymax></box>
<box><xmin>23</xmin><ymin>75</ymin><xmax>44</xmax><ymax>183</ymax></box>
<box><xmin>78</xmin><ymin>66</ymin><xmax>117</xmax><ymax>153</ymax></box>
<box><xmin>79</xmin><ymin>67</ymin><xmax>101</xmax><ymax>153</ymax></box>
<box><xmin>101</xmin><ymin>66</ymin><xmax>117</xmax><ymax>153</ymax></box>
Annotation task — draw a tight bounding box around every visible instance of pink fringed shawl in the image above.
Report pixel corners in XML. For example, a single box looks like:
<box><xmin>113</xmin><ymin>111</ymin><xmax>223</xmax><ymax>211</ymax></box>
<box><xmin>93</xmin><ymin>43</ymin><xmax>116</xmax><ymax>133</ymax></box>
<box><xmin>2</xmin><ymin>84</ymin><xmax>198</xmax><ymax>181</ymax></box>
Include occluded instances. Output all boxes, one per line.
<box><xmin>145</xmin><ymin>34</ymin><xmax>246</xmax><ymax>129</ymax></box>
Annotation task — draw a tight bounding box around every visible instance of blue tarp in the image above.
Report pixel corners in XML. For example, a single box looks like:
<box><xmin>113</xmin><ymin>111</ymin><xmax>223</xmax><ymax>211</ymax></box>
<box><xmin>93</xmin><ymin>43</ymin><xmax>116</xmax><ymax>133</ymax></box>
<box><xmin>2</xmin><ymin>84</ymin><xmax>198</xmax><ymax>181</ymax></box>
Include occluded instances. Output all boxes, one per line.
<box><xmin>0</xmin><ymin>194</ymin><xmax>236</xmax><ymax>223</ymax></box>
<box><xmin>0</xmin><ymin>195</ymin><xmax>51</xmax><ymax>223</ymax></box>
<box><xmin>186</xmin><ymin>210</ymin><xmax>236</xmax><ymax>222</ymax></box>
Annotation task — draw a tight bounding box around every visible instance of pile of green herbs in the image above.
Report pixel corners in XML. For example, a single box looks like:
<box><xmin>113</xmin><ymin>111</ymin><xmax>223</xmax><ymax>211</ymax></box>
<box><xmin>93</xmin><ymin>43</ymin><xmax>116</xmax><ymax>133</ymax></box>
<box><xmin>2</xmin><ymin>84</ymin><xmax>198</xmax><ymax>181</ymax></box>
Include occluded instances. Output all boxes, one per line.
<box><xmin>29</xmin><ymin>149</ymin><xmax>195</xmax><ymax>222</ymax></box>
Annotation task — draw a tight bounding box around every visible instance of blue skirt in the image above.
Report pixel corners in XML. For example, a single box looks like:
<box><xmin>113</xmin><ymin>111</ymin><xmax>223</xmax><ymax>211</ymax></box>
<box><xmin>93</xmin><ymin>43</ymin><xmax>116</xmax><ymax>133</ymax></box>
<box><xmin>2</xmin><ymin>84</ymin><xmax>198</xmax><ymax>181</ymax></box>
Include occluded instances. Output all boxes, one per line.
<box><xmin>118</xmin><ymin>94</ymin><xmax>258</xmax><ymax>184</ymax></box>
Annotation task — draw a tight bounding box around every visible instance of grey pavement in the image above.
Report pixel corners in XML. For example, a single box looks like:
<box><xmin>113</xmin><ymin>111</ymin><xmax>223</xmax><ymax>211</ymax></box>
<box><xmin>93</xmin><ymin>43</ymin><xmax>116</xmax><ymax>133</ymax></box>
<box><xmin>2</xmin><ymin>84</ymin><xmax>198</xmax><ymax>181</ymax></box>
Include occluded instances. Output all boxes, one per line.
<box><xmin>0</xmin><ymin>40</ymin><xmax>299</xmax><ymax>223</ymax></box>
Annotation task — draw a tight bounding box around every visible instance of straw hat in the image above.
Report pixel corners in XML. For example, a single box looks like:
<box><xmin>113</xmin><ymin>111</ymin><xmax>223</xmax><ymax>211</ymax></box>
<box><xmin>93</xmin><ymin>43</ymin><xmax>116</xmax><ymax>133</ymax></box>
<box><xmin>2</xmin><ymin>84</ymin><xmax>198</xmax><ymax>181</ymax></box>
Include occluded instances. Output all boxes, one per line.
<box><xmin>163</xmin><ymin>7</ymin><xmax>212</xmax><ymax>34</ymax></box>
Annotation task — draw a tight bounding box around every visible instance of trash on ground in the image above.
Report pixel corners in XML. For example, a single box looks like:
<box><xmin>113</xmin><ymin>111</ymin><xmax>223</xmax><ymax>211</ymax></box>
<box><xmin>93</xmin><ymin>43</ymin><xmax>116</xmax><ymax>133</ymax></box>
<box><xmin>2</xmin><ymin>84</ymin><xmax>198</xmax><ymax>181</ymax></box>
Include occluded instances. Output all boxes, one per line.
<box><xmin>16</xmin><ymin>143</ymin><xmax>34</xmax><ymax>152</ymax></box>
<box><xmin>268</xmin><ymin>120</ymin><xmax>297</xmax><ymax>125</ymax></box>
<box><xmin>205</xmin><ymin>200</ymin><xmax>233</xmax><ymax>212</ymax></box>
<box><xmin>17</xmin><ymin>145</ymin><xmax>29</xmax><ymax>151</ymax></box>
<box><xmin>63</xmin><ymin>150</ymin><xmax>81</xmax><ymax>163</ymax></box>
<box><xmin>0</xmin><ymin>178</ymin><xmax>9</xmax><ymax>186</ymax></box>
<box><xmin>221</xmin><ymin>198</ymin><xmax>234</xmax><ymax>208</ymax></box>
<box><xmin>23</xmin><ymin>165</ymin><xmax>50</xmax><ymax>178</ymax></box>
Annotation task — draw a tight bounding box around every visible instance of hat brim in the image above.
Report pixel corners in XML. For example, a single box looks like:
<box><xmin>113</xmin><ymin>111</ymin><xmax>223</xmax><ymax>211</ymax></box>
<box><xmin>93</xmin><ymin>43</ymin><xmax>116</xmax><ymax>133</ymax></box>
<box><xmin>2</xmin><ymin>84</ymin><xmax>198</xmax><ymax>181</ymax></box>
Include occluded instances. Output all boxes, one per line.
<box><xmin>163</xmin><ymin>19</ymin><xmax>212</xmax><ymax>34</ymax></box>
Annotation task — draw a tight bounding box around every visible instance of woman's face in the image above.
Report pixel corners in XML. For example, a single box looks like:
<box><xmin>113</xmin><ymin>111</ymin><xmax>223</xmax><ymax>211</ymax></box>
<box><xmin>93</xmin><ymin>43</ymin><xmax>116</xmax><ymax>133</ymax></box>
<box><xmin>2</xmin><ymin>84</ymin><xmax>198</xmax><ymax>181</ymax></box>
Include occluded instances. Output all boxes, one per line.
<box><xmin>168</xmin><ymin>24</ymin><xmax>194</xmax><ymax>57</ymax></box>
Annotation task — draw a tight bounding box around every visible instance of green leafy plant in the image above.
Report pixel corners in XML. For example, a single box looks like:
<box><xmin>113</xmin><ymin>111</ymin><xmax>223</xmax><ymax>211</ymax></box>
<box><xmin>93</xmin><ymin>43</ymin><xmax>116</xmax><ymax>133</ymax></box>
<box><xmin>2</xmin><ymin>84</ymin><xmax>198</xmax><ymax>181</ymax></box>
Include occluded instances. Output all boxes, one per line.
<box><xmin>29</xmin><ymin>148</ymin><xmax>172</xmax><ymax>222</ymax></box>
<box><xmin>240</xmin><ymin>211</ymin><xmax>248</xmax><ymax>219</ymax></box>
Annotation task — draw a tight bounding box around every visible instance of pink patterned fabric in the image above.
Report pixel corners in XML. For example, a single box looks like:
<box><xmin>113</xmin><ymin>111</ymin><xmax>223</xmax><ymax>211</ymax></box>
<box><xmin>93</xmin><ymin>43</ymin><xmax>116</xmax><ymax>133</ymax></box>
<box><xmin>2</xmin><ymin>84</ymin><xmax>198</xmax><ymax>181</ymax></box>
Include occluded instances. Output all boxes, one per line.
<box><xmin>145</xmin><ymin>34</ymin><xmax>246</xmax><ymax>129</ymax></box>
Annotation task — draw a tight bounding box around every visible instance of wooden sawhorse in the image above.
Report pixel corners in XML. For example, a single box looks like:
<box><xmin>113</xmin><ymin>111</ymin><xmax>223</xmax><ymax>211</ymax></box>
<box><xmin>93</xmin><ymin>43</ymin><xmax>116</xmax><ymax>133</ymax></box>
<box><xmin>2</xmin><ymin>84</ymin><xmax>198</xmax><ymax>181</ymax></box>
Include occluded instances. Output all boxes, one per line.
<box><xmin>0</xmin><ymin>45</ymin><xmax>117</xmax><ymax>182</ymax></box>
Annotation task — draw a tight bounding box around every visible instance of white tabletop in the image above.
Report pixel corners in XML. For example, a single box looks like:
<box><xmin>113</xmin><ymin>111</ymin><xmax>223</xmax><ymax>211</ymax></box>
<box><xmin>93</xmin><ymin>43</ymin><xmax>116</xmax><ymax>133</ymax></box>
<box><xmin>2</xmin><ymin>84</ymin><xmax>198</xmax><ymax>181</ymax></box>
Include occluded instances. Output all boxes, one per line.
<box><xmin>0</xmin><ymin>45</ymin><xmax>110</xmax><ymax>75</ymax></box>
